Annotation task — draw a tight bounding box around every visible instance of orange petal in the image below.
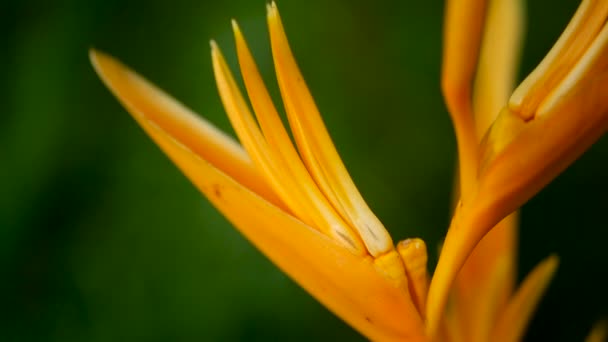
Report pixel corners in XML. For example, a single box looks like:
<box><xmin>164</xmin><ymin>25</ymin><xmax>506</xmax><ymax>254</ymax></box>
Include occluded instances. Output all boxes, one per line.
<box><xmin>211</xmin><ymin>41</ymin><xmax>364</xmax><ymax>253</ymax></box>
<box><xmin>267</xmin><ymin>2</ymin><xmax>394</xmax><ymax>258</ymax></box>
<box><xmin>490</xmin><ymin>255</ymin><xmax>559</xmax><ymax>342</ymax></box>
<box><xmin>457</xmin><ymin>0</ymin><xmax>524</xmax><ymax>336</ymax></box>
<box><xmin>91</xmin><ymin>48</ymin><xmax>426</xmax><ymax>342</ymax></box>
<box><xmin>538</xmin><ymin>21</ymin><xmax>608</xmax><ymax>117</ymax></box>
<box><xmin>509</xmin><ymin>0</ymin><xmax>608</xmax><ymax>120</ymax></box>
<box><xmin>429</xmin><ymin>67</ymin><xmax>608</xmax><ymax>338</ymax></box>
<box><xmin>472</xmin><ymin>0</ymin><xmax>524</xmax><ymax>140</ymax></box>
<box><xmin>478</xmin><ymin>73</ymin><xmax>608</xmax><ymax>225</ymax></box>
<box><xmin>135</xmin><ymin>111</ymin><xmax>426</xmax><ymax>342</ymax></box>
<box><xmin>89</xmin><ymin>49</ymin><xmax>282</xmax><ymax>207</ymax></box>
<box><xmin>441</xmin><ymin>0</ymin><xmax>487</xmax><ymax>200</ymax></box>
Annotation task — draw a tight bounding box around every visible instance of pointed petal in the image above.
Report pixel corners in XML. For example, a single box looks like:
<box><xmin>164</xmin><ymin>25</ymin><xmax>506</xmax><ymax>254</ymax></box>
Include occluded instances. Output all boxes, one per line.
<box><xmin>441</xmin><ymin>0</ymin><xmax>487</xmax><ymax>199</ymax></box>
<box><xmin>89</xmin><ymin>49</ymin><xmax>282</xmax><ymax>207</ymax></box>
<box><xmin>267</xmin><ymin>3</ymin><xmax>394</xmax><ymax>258</ymax></box>
<box><xmin>478</xmin><ymin>72</ymin><xmax>608</xmax><ymax>222</ymax></box>
<box><xmin>509</xmin><ymin>0</ymin><xmax>608</xmax><ymax>120</ymax></box>
<box><xmin>210</xmin><ymin>41</ymin><xmax>304</xmax><ymax>221</ymax></box>
<box><xmin>219</xmin><ymin>21</ymin><xmax>366</xmax><ymax>254</ymax></box>
<box><xmin>428</xmin><ymin>67</ymin><xmax>608</xmax><ymax>338</ymax></box>
<box><xmin>473</xmin><ymin>0</ymin><xmax>524</xmax><ymax>139</ymax></box>
<box><xmin>211</xmin><ymin>41</ymin><xmax>365</xmax><ymax>254</ymax></box>
<box><xmin>133</xmin><ymin>112</ymin><xmax>426</xmax><ymax>342</ymax></box>
<box><xmin>538</xmin><ymin>21</ymin><xmax>608</xmax><ymax>117</ymax></box>
<box><xmin>490</xmin><ymin>255</ymin><xmax>559</xmax><ymax>342</ymax></box>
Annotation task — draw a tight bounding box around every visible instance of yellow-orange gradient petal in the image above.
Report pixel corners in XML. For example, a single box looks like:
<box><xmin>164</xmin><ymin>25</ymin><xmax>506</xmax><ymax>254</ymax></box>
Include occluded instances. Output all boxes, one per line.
<box><xmin>453</xmin><ymin>0</ymin><xmax>524</xmax><ymax>339</ymax></box>
<box><xmin>211</xmin><ymin>41</ymin><xmax>365</xmax><ymax>254</ymax></box>
<box><xmin>89</xmin><ymin>49</ymin><xmax>281</xmax><ymax>208</ymax></box>
<box><xmin>430</xmin><ymin>27</ymin><xmax>608</xmax><ymax>338</ymax></box>
<box><xmin>441</xmin><ymin>0</ymin><xmax>487</xmax><ymax>200</ymax></box>
<box><xmin>510</xmin><ymin>0</ymin><xmax>608</xmax><ymax>120</ymax></box>
<box><xmin>538</xmin><ymin>21</ymin><xmax>608</xmax><ymax>117</ymax></box>
<box><xmin>91</xmin><ymin>49</ymin><xmax>425</xmax><ymax>342</ymax></box>
<box><xmin>138</xmin><ymin>111</ymin><xmax>426</xmax><ymax>342</ymax></box>
<box><xmin>472</xmin><ymin>0</ymin><xmax>524</xmax><ymax>139</ymax></box>
<box><xmin>478</xmin><ymin>78</ymin><xmax>608</xmax><ymax>226</ymax></box>
<box><xmin>267</xmin><ymin>3</ymin><xmax>394</xmax><ymax>258</ymax></box>
<box><xmin>490</xmin><ymin>255</ymin><xmax>559</xmax><ymax>342</ymax></box>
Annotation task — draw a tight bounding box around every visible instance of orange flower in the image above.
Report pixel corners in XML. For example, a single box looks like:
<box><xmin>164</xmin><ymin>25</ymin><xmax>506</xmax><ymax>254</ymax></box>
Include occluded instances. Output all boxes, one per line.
<box><xmin>91</xmin><ymin>1</ymin><xmax>607</xmax><ymax>341</ymax></box>
<box><xmin>428</xmin><ymin>1</ymin><xmax>608</xmax><ymax>339</ymax></box>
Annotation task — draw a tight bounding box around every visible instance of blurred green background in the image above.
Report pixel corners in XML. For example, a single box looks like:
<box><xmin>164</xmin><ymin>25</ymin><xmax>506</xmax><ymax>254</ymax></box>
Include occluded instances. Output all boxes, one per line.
<box><xmin>1</xmin><ymin>0</ymin><xmax>606</xmax><ymax>340</ymax></box>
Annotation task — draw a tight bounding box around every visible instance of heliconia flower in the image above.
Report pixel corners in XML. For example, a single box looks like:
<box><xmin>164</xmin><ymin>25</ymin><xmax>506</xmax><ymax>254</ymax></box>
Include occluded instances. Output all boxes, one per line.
<box><xmin>427</xmin><ymin>0</ymin><xmax>608</xmax><ymax>338</ymax></box>
<box><xmin>90</xmin><ymin>1</ymin><xmax>606</xmax><ymax>341</ymax></box>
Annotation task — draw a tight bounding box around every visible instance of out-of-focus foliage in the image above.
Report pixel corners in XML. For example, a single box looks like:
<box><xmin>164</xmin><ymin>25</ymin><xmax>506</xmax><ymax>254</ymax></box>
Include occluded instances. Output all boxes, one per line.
<box><xmin>0</xmin><ymin>0</ymin><xmax>605</xmax><ymax>341</ymax></box>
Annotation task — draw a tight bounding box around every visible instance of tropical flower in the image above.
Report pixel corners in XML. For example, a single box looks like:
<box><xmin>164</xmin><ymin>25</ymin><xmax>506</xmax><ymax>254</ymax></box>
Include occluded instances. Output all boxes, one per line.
<box><xmin>90</xmin><ymin>1</ymin><xmax>607</xmax><ymax>341</ymax></box>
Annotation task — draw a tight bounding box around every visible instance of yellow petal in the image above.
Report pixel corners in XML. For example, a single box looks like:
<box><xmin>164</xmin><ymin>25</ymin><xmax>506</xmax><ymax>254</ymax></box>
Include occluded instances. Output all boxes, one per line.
<box><xmin>509</xmin><ymin>0</ymin><xmax>608</xmax><ymax>120</ymax></box>
<box><xmin>478</xmin><ymin>74</ymin><xmax>608</xmax><ymax>222</ymax></box>
<box><xmin>538</xmin><ymin>21</ymin><xmax>608</xmax><ymax>117</ymax></box>
<box><xmin>429</xmin><ymin>67</ymin><xmax>608</xmax><ymax>338</ymax></box>
<box><xmin>397</xmin><ymin>238</ymin><xmax>429</xmax><ymax>315</ymax></box>
<box><xmin>473</xmin><ymin>0</ymin><xmax>524</xmax><ymax>140</ymax></box>
<box><xmin>267</xmin><ymin>2</ymin><xmax>394</xmax><ymax>258</ymax></box>
<box><xmin>89</xmin><ymin>49</ymin><xmax>282</xmax><ymax>208</ymax></box>
<box><xmin>133</xmin><ymin>109</ymin><xmax>426</xmax><ymax>342</ymax></box>
<box><xmin>226</xmin><ymin>22</ymin><xmax>368</xmax><ymax>255</ymax></box>
<box><xmin>490</xmin><ymin>255</ymin><xmax>559</xmax><ymax>342</ymax></box>
<box><xmin>211</xmin><ymin>41</ymin><xmax>365</xmax><ymax>253</ymax></box>
<box><xmin>457</xmin><ymin>0</ymin><xmax>524</xmax><ymax>336</ymax></box>
<box><xmin>441</xmin><ymin>0</ymin><xmax>487</xmax><ymax>200</ymax></box>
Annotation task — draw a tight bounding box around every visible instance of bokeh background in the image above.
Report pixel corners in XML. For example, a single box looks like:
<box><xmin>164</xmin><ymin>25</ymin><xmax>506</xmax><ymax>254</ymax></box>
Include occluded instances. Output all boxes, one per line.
<box><xmin>1</xmin><ymin>0</ymin><xmax>606</xmax><ymax>340</ymax></box>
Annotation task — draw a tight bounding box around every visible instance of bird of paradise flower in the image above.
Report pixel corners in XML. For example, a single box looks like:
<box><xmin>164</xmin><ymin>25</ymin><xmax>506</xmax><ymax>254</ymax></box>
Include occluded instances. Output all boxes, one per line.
<box><xmin>90</xmin><ymin>0</ymin><xmax>607</xmax><ymax>341</ymax></box>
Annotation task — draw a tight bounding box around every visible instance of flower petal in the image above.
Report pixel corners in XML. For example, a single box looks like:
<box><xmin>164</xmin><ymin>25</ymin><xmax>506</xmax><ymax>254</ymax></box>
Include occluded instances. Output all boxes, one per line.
<box><xmin>267</xmin><ymin>2</ymin><xmax>394</xmax><ymax>258</ymax></box>
<box><xmin>441</xmin><ymin>0</ymin><xmax>487</xmax><ymax>200</ymax></box>
<box><xmin>490</xmin><ymin>255</ymin><xmax>559</xmax><ymax>342</ymax></box>
<box><xmin>429</xmin><ymin>41</ymin><xmax>608</xmax><ymax>339</ymax></box>
<box><xmin>509</xmin><ymin>0</ymin><xmax>608</xmax><ymax>120</ymax></box>
<box><xmin>89</xmin><ymin>49</ymin><xmax>282</xmax><ymax>207</ymax></box>
<box><xmin>478</xmin><ymin>74</ymin><xmax>608</xmax><ymax>224</ymax></box>
<box><xmin>538</xmin><ymin>21</ymin><xmax>608</xmax><ymax>117</ymax></box>
<box><xmin>211</xmin><ymin>40</ymin><xmax>365</xmax><ymax>254</ymax></box>
<box><xmin>455</xmin><ymin>0</ymin><xmax>524</xmax><ymax>337</ymax></box>
<box><xmin>473</xmin><ymin>0</ymin><xmax>524</xmax><ymax>139</ymax></box>
<box><xmin>132</xmin><ymin>110</ymin><xmax>426</xmax><ymax>342</ymax></box>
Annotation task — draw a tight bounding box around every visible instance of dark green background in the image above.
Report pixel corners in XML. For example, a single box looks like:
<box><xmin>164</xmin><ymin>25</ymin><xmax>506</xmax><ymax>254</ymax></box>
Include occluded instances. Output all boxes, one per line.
<box><xmin>1</xmin><ymin>0</ymin><xmax>606</xmax><ymax>340</ymax></box>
